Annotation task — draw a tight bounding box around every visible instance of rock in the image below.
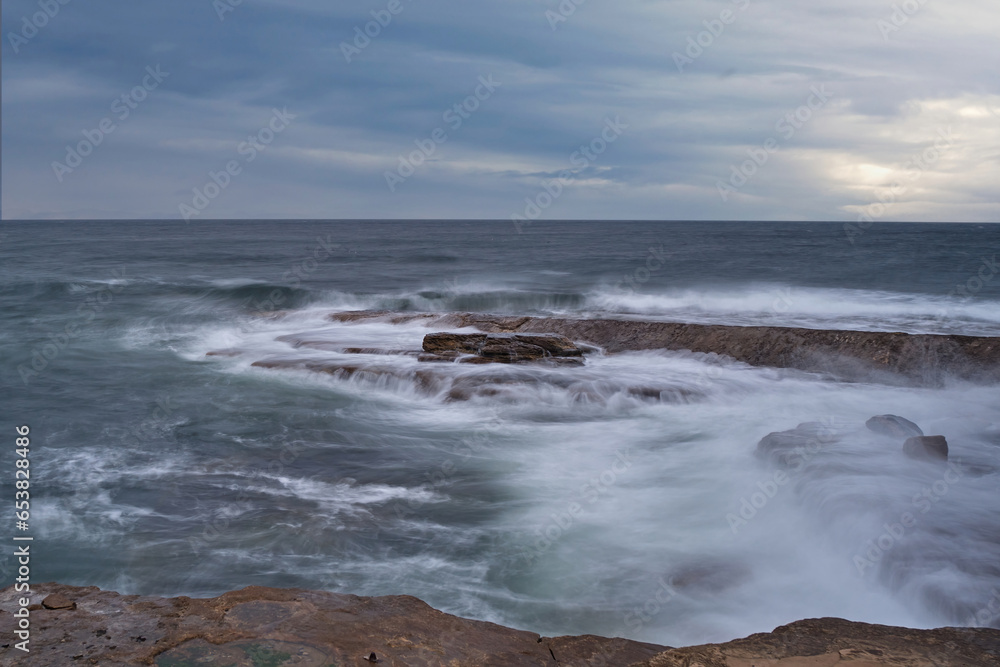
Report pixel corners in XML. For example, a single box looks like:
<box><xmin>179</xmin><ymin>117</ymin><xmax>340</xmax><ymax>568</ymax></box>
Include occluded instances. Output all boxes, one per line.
<box><xmin>639</xmin><ymin>617</ymin><xmax>1000</xmax><ymax>667</ymax></box>
<box><xmin>205</xmin><ymin>349</ymin><xmax>242</xmax><ymax>357</ymax></box>
<box><xmin>866</xmin><ymin>414</ymin><xmax>924</xmax><ymax>439</ymax></box>
<box><xmin>412</xmin><ymin>312</ymin><xmax>1000</xmax><ymax>385</ymax></box>
<box><xmin>3</xmin><ymin>584</ymin><xmax>998</xmax><ymax>666</ymax></box>
<box><xmin>903</xmin><ymin>435</ymin><xmax>949</xmax><ymax>462</ymax></box>
<box><xmin>41</xmin><ymin>593</ymin><xmax>76</xmax><ymax>610</ymax></box>
<box><xmin>422</xmin><ymin>332</ymin><xmax>488</xmax><ymax>355</ymax></box>
<box><xmin>755</xmin><ymin>422</ymin><xmax>836</xmax><ymax>467</ymax></box>
<box><xmin>422</xmin><ymin>332</ymin><xmax>584</xmax><ymax>364</ymax></box>
<box><xmin>0</xmin><ymin>583</ymin><xmax>667</xmax><ymax>666</ymax></box>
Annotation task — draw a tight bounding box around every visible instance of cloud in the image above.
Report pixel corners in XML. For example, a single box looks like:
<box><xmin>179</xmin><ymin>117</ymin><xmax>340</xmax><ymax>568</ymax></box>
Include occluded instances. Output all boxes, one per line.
<box><xmin>2</xmin><ymin>0</ymin><xmax>997</xmax><ymax>221</ymax></box>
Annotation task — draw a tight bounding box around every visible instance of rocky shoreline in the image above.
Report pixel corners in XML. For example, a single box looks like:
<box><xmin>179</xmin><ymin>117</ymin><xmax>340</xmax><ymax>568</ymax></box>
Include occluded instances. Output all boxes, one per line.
<box><xmin>397</xmin><ymin>311</ymin><xmax>1000</xmax><ymax>384</ymax></box>
<box><xmin>2</xmin><ymin>583</ymin><xmax>999</xmax><ymax>666</ymax></box>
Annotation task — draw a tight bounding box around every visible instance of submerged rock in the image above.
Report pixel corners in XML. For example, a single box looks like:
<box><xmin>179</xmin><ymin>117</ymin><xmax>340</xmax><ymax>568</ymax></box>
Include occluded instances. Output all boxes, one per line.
<box><xmin>903</xmin><ymin>435</ymin><xmax>949</xmax><ymax>462</ymax></box>
<box><xmin>755</xmin><ymin>422</ymin><xmax>837</xmax><ymax>467</ymax></box>
<box><xmin>866</xmin><ymin>414</ymin><xmax>924</xmax><ymax>439</ymax></box>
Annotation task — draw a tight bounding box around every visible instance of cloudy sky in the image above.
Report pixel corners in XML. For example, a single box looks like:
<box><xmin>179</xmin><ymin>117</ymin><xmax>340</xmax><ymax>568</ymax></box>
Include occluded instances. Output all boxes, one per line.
<box><xmin>2</xmin><ymin>0</ymin><xmax>998</xmax><ymax>221</ymax></box>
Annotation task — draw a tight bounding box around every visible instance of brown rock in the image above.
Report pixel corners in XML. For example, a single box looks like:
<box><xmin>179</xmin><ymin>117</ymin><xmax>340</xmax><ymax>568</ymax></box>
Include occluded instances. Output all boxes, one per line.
<box><xmin>639</xmin><ymin>617</ymin><xmax>1000</xmax><ymax>667</ymax></box>
<box><xmin>2</xmin><ymin>585</ymin><xmax>998</xmax><ymax>666</ymax></box>
<box><xmin>866</xmin><ymin>414</ymin><xmax>924</xmax><ymax>439</ymax></box>
<box><xmin>41</xmin><ymin>593</ymin><xmax>76</xmax><ymax>610</ymax></box>
<box><xmin>0</xmin><ymin>583</ymin><xmax>667</xmax><ymax>666</ymax></box>
<box><xmin>422</xmin><ymin>332</ymin><xmax>488</xmax><ymax>355</ymax></box>
<box><xmin>422</xmin><ymin>332</ymin><xmax>584</xmax><ymax>364</ymax></box>
<box><xmin>423</xmin><ymin>313</ymin><xmax>1000</xmax><ymax>385</ymax></box>
<box><xmin>903</xmin><ymin>435</ymin><xmax>949</xmax><ymax>462</ymax></box>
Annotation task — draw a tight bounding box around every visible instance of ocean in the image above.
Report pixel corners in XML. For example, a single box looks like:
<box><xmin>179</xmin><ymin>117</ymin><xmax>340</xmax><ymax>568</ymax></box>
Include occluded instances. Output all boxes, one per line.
<box><xmin>1</xmin><ymin>219</ymin><xmax>998</xmax><ymax>647</ymax></box>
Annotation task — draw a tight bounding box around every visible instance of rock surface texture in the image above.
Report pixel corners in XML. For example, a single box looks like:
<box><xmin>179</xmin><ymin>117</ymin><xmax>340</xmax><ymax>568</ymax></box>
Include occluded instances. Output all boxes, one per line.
<box><xmin>421</xmin><ymin>332</ymin><xmax>585</xmax><ymax>364</ymax></box>
<box><xmin>426</xmin><ymin>313</ymin><xmax>1000</xmax><ymax>384</ymax></box>
<box><xmin>2</xmin><ymin>585</ymin><xmax>999</xmax><ymax>666</ymax></box>
<box><xmin>639</xmin><ymin>617</ymin><xmax>1000</xmax><ymax>667</ymax></box>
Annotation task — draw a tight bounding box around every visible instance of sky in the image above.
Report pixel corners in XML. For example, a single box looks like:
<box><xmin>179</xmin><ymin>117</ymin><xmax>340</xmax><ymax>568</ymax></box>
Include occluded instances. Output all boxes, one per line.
<box><xmin>1</xmin><ymin>0</ymin><xmax>998</xmax><ymax>221</ymax></box>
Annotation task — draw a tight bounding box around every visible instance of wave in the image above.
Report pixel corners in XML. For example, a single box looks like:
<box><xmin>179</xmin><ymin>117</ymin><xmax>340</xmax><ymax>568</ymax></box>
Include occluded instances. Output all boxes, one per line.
<box><xmin>586</xmin><ymin>284</ymin><xmax>1000</xmax><ymax>336</ymax></box>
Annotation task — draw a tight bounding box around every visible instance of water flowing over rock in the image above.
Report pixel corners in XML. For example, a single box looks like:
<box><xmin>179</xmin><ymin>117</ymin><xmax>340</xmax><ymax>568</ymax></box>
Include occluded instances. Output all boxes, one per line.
<box><xmin>866</xmin><ymin>414</ymin><xmax>924</xmax><ymax>439</ymax></box>
<box><xmin>328</xmin><ymin>310</ymin><xmax>1000</xmax><ymax>385</ymax></box>
<box><xmin>903</xmin><ymin>435</ymin><xmax>950</xmax><ymax>462</ymax></box>
<box><xmin>755</xmin><ymin>422</ymin><xmax>838</xmax><ymax>468</ymax></box>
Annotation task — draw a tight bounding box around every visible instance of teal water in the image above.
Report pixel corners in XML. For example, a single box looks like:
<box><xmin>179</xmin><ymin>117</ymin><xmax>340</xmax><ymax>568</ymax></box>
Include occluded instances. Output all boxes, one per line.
<box><xmin>1</xmin><ymin>220</ymin><xmax>998</xmax><ymax>645</ymax></box>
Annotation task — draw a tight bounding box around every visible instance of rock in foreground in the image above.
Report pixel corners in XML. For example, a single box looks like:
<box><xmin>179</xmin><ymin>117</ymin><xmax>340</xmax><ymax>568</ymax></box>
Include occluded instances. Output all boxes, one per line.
<box><xmin>639</xmin><ymin>617</ymin><xmax>1000</xmax><ymax>667</ymax></box>
<box><xmin>3</xmin><ymin>584</ymin><xmax>999</xmax><ymax>666</ymax></box>
<box><xmin>0</xmin><ymin>583</ymin><xmax>665</xmax><ymax>666</ymax></box>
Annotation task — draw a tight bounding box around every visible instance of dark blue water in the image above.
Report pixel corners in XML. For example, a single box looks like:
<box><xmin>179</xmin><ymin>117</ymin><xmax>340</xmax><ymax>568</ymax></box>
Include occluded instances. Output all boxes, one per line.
<box><xmin>1</xmin><ymin>220</ymin><xmax>998</xmax><ymax>645</ymax></box>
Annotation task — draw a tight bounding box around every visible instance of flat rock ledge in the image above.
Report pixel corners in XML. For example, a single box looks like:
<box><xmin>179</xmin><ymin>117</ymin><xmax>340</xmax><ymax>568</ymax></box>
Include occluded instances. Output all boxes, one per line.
<box><xmin>420</xmin><ymin>332</ymin><xmax>585</xmax><ymax>365</ymax></box>
<box><xmin>3</xmin><ymin>584</ymin><xmax>999</xmax><ymax>667</ymax></box>
<box><xmin>330</xmin><ymin>311</ymin><xmax>1000</xmax><ymax>385</ymax></box>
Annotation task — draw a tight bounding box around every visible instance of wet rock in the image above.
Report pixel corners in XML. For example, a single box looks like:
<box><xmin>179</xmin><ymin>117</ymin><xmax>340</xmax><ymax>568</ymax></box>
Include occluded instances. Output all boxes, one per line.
<box><xmin>668</xmin><ymin>561</ymin><xmax>752</xmax><ymax>594</ymax></box>
<box><xmin>422</xmin><ymin>332</ymin><xmax>584</xmax><ymax>364</ymax></box>
<box><xmin>419</xmin><ymin>313</ymin><xmax>1000</xmax><ymax>385</ymax></box>
<box><xmin>755</xmin><ymin>422</ymin><xmax>837</xmax><ymax>467</ymax></box>
<box><xmin>866</xmin><ymin>414</ymin><xmax>924</xmax><ymax>439</ymax></box>
<box><xmin>205</xmin><ymin>349</ymin><xmax>242</xmax><ymax>357</ymax></box>
<box><xmin>903</xmin><ymin>435</ymin><xmax>949</xmax><ymax>462</ymax></box>
<box><xmin>422</xmin><ymin>332</ymin><xmax>488</xmax><ymax>355</ymax></box>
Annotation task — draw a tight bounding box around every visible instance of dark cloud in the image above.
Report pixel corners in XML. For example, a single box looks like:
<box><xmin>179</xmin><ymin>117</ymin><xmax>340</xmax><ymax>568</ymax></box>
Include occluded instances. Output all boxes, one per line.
<box><xmin>2</xmin><ymin>0</ymin><xmax>998</xmax><ymax>221</ymax></box>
